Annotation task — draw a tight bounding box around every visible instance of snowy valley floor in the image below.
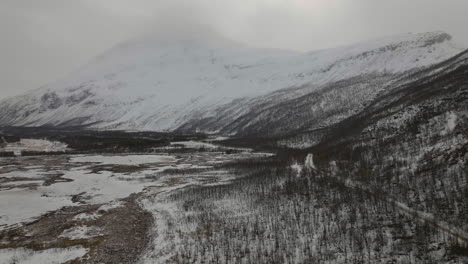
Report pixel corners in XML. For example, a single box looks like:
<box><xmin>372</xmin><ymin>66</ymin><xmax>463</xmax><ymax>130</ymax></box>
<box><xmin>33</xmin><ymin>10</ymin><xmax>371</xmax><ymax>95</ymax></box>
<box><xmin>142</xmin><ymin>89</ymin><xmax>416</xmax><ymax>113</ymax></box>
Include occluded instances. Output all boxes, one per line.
<box><xmin>0</xmin><ymin>140</ymin><xmax>467</xmax><ymax>263</ymax></box>
<box><xmin>0</xmin><ymin>143</ymin><xmax>271</xmax><ymax>264</ymax></box>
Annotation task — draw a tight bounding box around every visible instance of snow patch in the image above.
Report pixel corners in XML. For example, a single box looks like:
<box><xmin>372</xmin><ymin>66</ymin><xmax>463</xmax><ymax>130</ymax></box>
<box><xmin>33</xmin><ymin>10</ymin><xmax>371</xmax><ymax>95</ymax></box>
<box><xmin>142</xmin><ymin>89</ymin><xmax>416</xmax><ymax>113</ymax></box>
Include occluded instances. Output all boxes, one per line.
<box><xmin>170</xmin><ymin>141</ymin><xmax>218</xmax><ymax>149</ymax></box>
<box><xmin>59</xmin><ymin>225</ymin><xmax>103</xmax><ymax>240</ymax></box>
<box><xmin>446</xmin><ymin>112</ymin><xmax>457</xmax><ymax>133</ymax></box>
<box><xmin>305</xmin><ymin>154</ymin><xmax>317</xmax><ymax>170</ymax></box>
<box><xmin>73</xmin><ymin>212</ymin><xmax>101</xmax><ymax>221</ymax></box>
<box><xmin>439</xmin><ymin>111</ymin><xmax>459</xmax><ymax>136</ymax></box>
<box><xmin>0</xmin><ymin>168</ymin><xmax>152</xmax><ymax>230</ymax></box>
<box><xmin>0</xmin><ymin>246</ymin><xmax>87</xmax><ymax>264</ymax></box>
<box><xmin>69</xmin><ymin>154</ymin><xmax>176</xmax><ymax>165</ymax></box>
<box><xmin>98</xmin><ymin>201</ymin><xmax>125</xmax><ymax>211</ymax></box>
<box><xmin>0</xmin><ymin>169</ymin><xmax>44</xmax><ymax>179</ymax></box>
<box><xmin>0</xmin><ymin>139</ymin><xmax>69</xmax><ymax>156</ymax></box>
<box><xmin>290</xmin><ymin>162</ymin><xmax>303</xmax><ymax>176</ymax></box>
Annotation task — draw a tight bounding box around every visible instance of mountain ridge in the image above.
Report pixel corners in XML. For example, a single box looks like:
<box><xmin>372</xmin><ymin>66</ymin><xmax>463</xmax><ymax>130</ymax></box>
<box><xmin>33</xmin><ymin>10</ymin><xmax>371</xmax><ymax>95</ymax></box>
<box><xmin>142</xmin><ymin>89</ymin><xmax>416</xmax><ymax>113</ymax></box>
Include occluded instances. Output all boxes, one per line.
<box><xmin>0</xmin><ymin>31</ymin><xmax>464</xmax><ymax>134</ymax></box>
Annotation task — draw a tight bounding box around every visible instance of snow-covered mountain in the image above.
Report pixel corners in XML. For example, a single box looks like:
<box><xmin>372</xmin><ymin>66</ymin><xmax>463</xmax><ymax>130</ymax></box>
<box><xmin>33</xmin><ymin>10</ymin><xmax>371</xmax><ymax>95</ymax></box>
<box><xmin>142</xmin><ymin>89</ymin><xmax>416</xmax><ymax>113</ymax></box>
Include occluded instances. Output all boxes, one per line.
<box><xmin>0</xmin><ymin>30</ymin><xmax>464</xmax><ymax>133</ymax></box>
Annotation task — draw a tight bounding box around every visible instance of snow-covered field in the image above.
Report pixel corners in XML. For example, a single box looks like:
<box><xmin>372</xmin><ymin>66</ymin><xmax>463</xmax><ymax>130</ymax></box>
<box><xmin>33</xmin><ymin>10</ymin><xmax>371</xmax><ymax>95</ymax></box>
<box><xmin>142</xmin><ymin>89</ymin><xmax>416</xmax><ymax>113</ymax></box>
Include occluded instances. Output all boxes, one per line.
<box><xmin>0</xmin><ymin>152</ymin><xmax>216</xmax><ymax>229</ymax></box>
<box><xmin>0</xmin><ymin>139</ymin><xmax>69</xmax><ymax>156</ymax></box>
<box><xmin>0</xmin><ymin>143</ymin><xmax>270</xmax><ymax>263</ymax></box>
<box><xmin>0</xmin><ymin>247</ymin><xmax>87</xmax><ymax>264</ymax></box>
<box><xmin>0</xmin><ymin>153</ymin><xmax>181</xmax><ymax>229</ymax></box>
<box><xmin>69</xmin><ymin>154</ymin><xmax>176</xmax><ymax>165</ymax></box>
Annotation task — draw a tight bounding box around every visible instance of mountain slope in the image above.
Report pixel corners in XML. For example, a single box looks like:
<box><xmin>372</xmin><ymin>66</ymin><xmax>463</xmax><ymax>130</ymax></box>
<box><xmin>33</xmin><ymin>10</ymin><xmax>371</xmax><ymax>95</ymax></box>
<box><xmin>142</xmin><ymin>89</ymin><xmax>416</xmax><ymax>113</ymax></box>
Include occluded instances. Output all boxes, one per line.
<box><xmin>183</xmin><ymin>49</ymin><xmax>468</xmax><ymax>138</ymax></box>
<box><xmin>271</xmin><ymin>48</ymin><xmax>468</xmax><ymax>148</ymax></box>
<box><xmin>300</xmin><ymin>49</ymin><xmax>468</xmax><ymax>246</ymax></box>
<box><xmin>0</xmin><ymin>31</ymin><xmax>464</xmax><ymax>132</ymax></box>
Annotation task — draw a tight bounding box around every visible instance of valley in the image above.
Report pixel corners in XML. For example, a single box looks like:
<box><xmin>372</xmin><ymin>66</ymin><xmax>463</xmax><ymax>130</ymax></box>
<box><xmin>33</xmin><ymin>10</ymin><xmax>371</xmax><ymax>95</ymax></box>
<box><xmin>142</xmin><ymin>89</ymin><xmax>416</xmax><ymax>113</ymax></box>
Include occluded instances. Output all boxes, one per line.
<box><xmin>0</xmin><ymin>120</ymin><xmax>466</xmax><ymax>263</ymax></box>
<box><xmin>0</xmin><ymin>137</ymin><xmax>273</xmax><ymax>263</ymax></box>
<box><xmin>0</xmin><ymin>30</ymin><xmax>466</xmax><ymax>263</ymax></box>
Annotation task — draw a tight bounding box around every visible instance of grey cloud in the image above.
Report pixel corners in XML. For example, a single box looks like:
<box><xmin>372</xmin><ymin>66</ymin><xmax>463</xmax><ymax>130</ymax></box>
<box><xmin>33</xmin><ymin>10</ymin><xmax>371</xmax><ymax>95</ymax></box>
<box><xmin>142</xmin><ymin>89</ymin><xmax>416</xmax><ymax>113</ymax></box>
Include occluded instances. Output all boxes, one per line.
<box><xmin>1</xmin><ymin>0</ymin><xmax>467</xmax><ymax>99</ymax></box>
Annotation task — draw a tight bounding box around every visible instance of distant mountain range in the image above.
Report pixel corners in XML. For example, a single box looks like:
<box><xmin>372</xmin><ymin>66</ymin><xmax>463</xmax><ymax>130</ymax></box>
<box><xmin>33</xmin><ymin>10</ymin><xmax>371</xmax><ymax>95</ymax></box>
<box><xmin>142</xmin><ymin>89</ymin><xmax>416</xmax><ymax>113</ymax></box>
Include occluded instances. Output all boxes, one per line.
<box><xmin>0</xmin><ymin>30</ymin><xmax>465</xmax><ymax>142</ymax></box>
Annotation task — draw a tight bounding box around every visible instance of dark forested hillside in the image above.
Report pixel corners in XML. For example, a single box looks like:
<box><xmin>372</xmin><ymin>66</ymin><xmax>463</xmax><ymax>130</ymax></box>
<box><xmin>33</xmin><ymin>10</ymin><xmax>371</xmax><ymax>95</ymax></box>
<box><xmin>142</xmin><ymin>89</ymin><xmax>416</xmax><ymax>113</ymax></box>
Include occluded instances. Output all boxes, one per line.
<box><xmin>155</xmin><ymin>50</ymin><xmax>468</xmax><ymax>263</ymax></box>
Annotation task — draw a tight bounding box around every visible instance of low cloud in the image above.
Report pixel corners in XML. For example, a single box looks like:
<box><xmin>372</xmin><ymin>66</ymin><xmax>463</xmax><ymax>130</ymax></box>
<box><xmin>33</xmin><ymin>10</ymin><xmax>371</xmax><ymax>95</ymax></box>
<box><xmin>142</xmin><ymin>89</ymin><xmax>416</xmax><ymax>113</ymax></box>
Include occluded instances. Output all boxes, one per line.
<box><xmin>1</xmin><ymin>0</ymin><xmax>467</xmax><ymax>99</ymax></box>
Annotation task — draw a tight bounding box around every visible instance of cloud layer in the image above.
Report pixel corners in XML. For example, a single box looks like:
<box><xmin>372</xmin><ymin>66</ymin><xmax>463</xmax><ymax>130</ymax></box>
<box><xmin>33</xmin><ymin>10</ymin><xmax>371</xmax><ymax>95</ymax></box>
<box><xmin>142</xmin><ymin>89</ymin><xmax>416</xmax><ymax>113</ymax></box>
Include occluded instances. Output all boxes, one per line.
<box><xmin>1</xmin><ymin>0</ymin><xmax>467</xmax><ymax>99</ymax></box>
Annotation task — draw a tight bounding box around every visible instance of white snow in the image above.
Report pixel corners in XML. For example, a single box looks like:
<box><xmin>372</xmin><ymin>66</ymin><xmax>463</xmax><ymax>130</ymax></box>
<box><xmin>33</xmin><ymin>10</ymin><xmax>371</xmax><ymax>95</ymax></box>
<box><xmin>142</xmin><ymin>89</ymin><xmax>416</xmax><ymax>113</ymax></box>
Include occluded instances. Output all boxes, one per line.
<box><xmin>139</xmin><ymin>200</ymin><xmax>181</xmax><ymax>263</ymax></box>
<box><xmin>0</xmin><ymin>154</ymin><xmax>178</xmax><ymax>230</ymax></box>
<box><xmin>69</xmin><ymin>154</ymin><xmax>176</xmax><ymax>165</ymax></box>
<box><xmin>1</xmin><ymin>139</ymin><xmax>69</xmax><ymax>156</ymax></box>
<box><xmin>169</xmin><ymin>140</ymin><xmax>218</xmax><ymax>149</ymax></box>
<box><xmin>208</xmin><ymin>136</ymin><xmax>230</xmax><ymax>141</ymax></box>
<box><xmin>59</xmin><ymin>225</ymin><xmax>103</xmax><ymax>240</ymax></box>
<box><xmin>290</xmin><ymin>162</ymin><xmax>303</xmax><ymax>176</ymax></box>
<box><xmin>305</xmin><ymin>154</ymin><xmax>317</xmax><ymax>170</ymax></box>
<box><xmin>0</xmin><ymin>169</ymin><xmax>44</xmax><ymax>179</ymax></box>
<box><xmin>446</xmin><ymin>111</ymin><xmax>458</xmax><ymax>132</ymax></box>
<box><xmin>0</xmin><ymin>246</ymin><xmax>87</xmax><ymax>264</ymax></box>
<box><xmin>73</xmin><ymin>212</ymin><xmax>101</xmax><ymax>221</ymax></box>
<box><xmin>0</xmin><ymin>188</ymin><xmax>74</xmax><ymax>230</ymax></box>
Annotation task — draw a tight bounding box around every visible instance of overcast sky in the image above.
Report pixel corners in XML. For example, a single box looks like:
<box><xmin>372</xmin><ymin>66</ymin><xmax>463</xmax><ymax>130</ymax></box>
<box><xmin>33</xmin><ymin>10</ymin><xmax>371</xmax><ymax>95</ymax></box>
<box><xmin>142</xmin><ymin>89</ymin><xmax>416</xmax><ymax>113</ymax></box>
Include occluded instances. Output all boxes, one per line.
<box><xmin>1</xmin><ymin>0</ymin><xmax>467</xmax><ymax>99</ymax></box>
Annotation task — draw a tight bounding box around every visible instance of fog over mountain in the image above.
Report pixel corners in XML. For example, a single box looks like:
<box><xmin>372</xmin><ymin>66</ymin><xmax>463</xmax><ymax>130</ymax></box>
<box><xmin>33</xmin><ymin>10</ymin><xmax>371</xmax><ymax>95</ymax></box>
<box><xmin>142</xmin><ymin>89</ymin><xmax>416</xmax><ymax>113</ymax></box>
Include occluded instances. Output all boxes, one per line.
<box><xmin>2</xmin><ymin>0</ymin><xmax>468</xmax><ymax>99</ymax></box>
<box><xmin>0</xmin><ymin>30</ymin><xmax>463</xmax><ymax>133</ymax></box>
